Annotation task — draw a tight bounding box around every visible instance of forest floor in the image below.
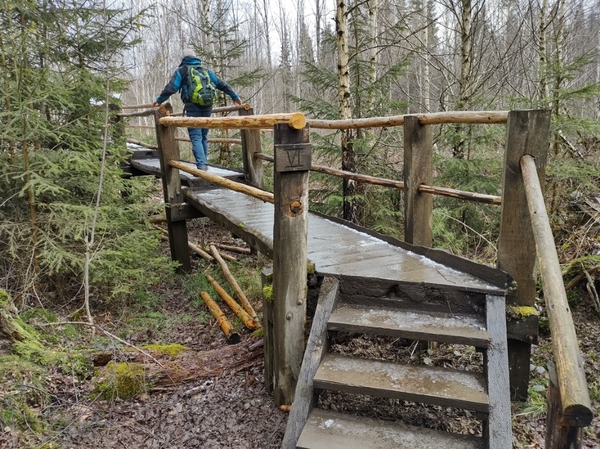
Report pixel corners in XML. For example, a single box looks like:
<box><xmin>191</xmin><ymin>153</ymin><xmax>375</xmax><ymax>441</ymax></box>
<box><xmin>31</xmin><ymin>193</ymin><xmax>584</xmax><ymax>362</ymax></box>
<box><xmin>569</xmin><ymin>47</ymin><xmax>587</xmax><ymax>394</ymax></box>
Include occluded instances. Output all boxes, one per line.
<box><xmin>2</xmin><ymin>218</ymin><xmax>599</xmax><ymax>449</ymax></box>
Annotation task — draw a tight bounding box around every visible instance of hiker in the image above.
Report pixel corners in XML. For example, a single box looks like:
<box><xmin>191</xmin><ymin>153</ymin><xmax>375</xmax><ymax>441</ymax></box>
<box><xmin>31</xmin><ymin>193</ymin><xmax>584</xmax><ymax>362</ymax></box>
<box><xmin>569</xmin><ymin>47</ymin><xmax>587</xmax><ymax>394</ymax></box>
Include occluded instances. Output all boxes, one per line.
<box><xmin>152</xmin><ymin>48</ymin><xmax>242</xmax><ymax>171</ymax></box>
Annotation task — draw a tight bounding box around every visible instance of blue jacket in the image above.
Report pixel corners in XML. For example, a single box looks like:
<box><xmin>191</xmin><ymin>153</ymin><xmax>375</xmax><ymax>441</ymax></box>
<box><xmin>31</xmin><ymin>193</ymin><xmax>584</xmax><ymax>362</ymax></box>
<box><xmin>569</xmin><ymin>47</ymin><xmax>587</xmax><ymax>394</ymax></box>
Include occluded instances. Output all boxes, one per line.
<box><xmin>155</xmin><ymin>56</ymin><xmax>240</xmax><ymax>113</ymax></box>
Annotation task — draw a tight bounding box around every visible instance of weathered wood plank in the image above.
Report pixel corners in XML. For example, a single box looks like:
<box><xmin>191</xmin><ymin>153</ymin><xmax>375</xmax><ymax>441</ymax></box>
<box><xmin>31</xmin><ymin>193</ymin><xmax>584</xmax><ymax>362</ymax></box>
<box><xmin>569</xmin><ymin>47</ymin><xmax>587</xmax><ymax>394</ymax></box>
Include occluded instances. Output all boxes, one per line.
<box><xmin>328</xmin><ymin>304</ymin><xmax>490</xmax><ymax>347</ymax></box>
<box><xmin>314</xmin><ymin>353</ymin><xmax>489</xmax><ymax>411</ymax></box>
<box><xmin>483</xmin><ymin>294</ymin><xmax>512</xmax><ymax>448</ymax></box>
<box><xmin>297</xmin><ymin>409</ymin><xmax>485</xmax><ymax>449</ymax></box>
<box><xmin>282</xmin><ymin>277</ymin><xmax>339</xmax><ymax>449</ymax></box>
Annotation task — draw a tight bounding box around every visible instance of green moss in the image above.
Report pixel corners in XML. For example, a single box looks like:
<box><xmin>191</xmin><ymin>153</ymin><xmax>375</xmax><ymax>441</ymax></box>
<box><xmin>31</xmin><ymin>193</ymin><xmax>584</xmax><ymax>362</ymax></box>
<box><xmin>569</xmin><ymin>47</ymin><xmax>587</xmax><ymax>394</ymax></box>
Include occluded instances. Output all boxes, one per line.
<box><xmin>92</xmin><ymin>361</ymin><xmax>150</xmax><ymax>400</ymax></box>
<box><xmin>141</xmin><ymin>343</ymin><xmax>187</xmax><ymax>359</ymax></box>
<box><xmin>306</xmin><ymin>262</ymin><xmax>316</xmax><ymax>274</ymax></box>
<box><xmin>507</xmin><ymin>305</ymin><xmax>538</xmax><ymax>320</ymax></box>
<box><xmin>262</xmin><ymin>284</ymin><xmax>273</xmax><ymax>302</ymax></box>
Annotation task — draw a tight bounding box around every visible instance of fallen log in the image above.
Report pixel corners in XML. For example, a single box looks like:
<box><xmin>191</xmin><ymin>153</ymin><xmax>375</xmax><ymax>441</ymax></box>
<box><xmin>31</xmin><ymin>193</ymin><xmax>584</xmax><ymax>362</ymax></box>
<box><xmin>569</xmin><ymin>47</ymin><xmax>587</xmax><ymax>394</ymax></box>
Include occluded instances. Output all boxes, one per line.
<box><xmin>206</xmin><ymin>248</ymin><xmax>236</xmax><ymax>262</ymax></box>
<box><xmin>210</xmin><ymin>245</ymin><xmax>259</xmax><ymax>322</ymax></box>
<box><xmin>206</xmin><ymin>275</ymin><xmax>261</xmax><ymax>330</ymax></box>
<box><xmin>152</xmin><ymin>225</ymin><xmax>213</xmax><ymax>261</ymax></box>
<box><xmin>212</xmin><ymin>243</ymin><xmax>252</xmax><ymax>255</ymax></box>
<box><xmin>200</xmin><ymin>291</ymin><xmax>240</xmax><ymax>344</ymax></box>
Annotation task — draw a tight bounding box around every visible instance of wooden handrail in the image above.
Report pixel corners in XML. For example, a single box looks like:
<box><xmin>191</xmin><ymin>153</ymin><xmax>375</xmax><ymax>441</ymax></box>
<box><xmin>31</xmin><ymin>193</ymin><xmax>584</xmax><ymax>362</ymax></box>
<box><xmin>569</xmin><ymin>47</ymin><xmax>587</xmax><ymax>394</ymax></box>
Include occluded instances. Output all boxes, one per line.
<box><xmin>167</xmin><ymin>160</ymin><xmax>274</xmax><ymax>204</ymax></box>
<box><xmin>255</xmin><ymin>153</ymin><xmax>501</xmax><ymax>205</ymax></box>
<box><xmin>520</xmin><ymin>154</ymin><xmax>593</xmax><ymax>427</ymax></box>
<box><xmin>159</xmin><ymin>112</ymin><xmax>306</xmax><ymax>130</ymax></box>
<box><xmin>307</xmin><ymin>110</ymin><xmax>508</xmax><ymax>129</ymax></box>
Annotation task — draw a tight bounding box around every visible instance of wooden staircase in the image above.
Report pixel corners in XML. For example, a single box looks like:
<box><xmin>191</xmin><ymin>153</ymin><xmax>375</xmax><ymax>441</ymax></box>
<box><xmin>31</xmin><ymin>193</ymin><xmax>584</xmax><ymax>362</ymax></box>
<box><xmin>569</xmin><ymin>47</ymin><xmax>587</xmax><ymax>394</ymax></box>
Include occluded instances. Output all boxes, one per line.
<box><xmin>282</xmin><ymin>276</ymin><xmax>512</xmax><ymax>449</ymax></box>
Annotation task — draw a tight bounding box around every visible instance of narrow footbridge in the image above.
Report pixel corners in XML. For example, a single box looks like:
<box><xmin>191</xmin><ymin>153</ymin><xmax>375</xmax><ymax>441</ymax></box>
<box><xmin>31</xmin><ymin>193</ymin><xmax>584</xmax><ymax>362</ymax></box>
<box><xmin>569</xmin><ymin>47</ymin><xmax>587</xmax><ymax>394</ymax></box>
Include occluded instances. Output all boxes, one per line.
<box><xmin>119</xmin><ymin>104</ymin><xmax>593</xmax><ymax>449</ymax></box>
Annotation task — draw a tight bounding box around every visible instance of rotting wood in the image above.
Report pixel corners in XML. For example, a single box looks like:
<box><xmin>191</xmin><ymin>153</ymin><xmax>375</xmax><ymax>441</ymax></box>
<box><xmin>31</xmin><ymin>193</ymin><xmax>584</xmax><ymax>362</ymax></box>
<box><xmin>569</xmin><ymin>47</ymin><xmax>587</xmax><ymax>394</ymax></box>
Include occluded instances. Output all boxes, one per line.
<box><xmin>169</xmin><ymin>160</ymin><xmax>274</xmax><ymax>204</ymax></box>
<box><xmin>521</xmin><ymin>154</ymin><xmax>593</xmax><ymax>427</ymax></box>
<box><xmin>200</xmin><ymin>291</ymin><xmax>240</xmax><ymax>344</ymax></box>
<box><xmin>206</xmin><ymin>248</ymin><xmax>236</xmax><ymax>262</ymax></box>
<box><xmin>159</xmin><ymin>112</ymin><xmax>306</xmax><ymax>130</ymax></box>
<box><xmin>206</xmin><ymin>274</ymin><xmax>260</xmax><ymax>331</ymax></box>
<box><xmin>212</xmin><ymin>243</ymin><xmax>252</xmax><ymax>254</ymax></box>
<box><xmin>209</xmin><ymin>245</ymin><xmax>259</xmax><ymax>322</ymax></box>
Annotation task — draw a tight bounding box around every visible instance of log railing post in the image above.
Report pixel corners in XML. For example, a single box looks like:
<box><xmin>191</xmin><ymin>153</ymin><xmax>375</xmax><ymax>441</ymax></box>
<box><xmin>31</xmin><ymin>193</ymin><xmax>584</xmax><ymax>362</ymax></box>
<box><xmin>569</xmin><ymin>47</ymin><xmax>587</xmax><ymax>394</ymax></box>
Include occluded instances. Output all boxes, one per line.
<box><xmin>403</xmin><ymin>115</ymin><xmax>433</xmax><ymax>246</ymax></box>
<box><xmin>240</xmin><ymin>106</ymin><xmax>264</xmax><ymax>188</ymax></box>
<box><xmin>546</xmin><ymin>362</ymin><xmax>585</xmax><ymax>449</ymax></box>
<box><xmin>154</xmin><ymin>106</ymin><xmax>191</xmax><ymax>273</ymax></box>
<box><xmin>271</xmin><ymin>123</ymin><xmax>311</xmax><ymax>405</ymax></box>
<box><xmin>498</xmin><ymin>109</ymin><xmax>551</xmax><ymax>400</ymax></box>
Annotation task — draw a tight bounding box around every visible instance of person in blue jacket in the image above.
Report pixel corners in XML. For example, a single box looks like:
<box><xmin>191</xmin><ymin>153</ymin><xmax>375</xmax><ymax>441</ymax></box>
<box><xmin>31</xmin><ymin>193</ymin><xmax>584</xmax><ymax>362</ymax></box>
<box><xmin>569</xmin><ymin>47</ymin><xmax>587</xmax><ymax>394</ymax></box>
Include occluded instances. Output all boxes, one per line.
<box><xmin>152</xmin><ymin>48</ymin><xmax>242</xmax><ymax>171</ymax></box>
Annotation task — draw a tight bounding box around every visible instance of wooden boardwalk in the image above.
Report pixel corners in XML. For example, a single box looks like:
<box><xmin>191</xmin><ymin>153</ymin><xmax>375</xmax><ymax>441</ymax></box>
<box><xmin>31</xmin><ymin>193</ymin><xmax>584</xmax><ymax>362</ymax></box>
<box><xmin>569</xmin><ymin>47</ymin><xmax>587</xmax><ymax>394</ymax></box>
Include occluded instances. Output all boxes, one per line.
<box><xmin>131</xmin><ymin>155</ymin><xmax>507</xmax><ymax>294</ymax></box>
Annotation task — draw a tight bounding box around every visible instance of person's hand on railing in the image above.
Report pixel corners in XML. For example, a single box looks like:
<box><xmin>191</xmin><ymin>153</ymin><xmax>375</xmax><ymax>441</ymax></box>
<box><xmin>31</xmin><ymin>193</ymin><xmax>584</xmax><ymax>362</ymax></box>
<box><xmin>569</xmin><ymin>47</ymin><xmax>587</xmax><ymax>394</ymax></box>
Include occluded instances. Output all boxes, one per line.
<box><xmin>234</xmin><ymin>99</ymin><xmax>242</xmax><ymax>106</ymax></box>
<box><xmin>151</xmin><ymin>101</ymin><xmax>160</xmax><ymax>108</ymax></box>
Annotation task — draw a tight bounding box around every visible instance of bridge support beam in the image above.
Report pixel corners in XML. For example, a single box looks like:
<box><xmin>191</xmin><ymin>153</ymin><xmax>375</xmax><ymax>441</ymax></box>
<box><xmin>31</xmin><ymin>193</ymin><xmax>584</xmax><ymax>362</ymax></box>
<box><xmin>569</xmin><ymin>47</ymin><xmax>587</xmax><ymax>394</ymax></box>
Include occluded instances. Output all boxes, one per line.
<box><xmin>271</xmin><ymin>123</ymin><xmax>311</xmax><ymax>406</ymax></box>
<box><xmin>498</xmin><ymin>109</ymin><xmax>550</xmax><ymax>400</ymax></box>
<box><xmin>154</xmin><ymin>106</ymin><xmax>191</xmax><ymax>274</ymax></box>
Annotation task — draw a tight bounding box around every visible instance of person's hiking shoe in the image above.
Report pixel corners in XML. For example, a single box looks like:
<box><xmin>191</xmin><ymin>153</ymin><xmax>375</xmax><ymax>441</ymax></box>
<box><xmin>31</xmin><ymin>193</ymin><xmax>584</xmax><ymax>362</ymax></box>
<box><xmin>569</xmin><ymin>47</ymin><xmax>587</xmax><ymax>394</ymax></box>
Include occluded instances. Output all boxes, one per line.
<box><xmin>197</xmin><ymin>165</ymin><xmax>208</xmax><ymax>171</ymax></box>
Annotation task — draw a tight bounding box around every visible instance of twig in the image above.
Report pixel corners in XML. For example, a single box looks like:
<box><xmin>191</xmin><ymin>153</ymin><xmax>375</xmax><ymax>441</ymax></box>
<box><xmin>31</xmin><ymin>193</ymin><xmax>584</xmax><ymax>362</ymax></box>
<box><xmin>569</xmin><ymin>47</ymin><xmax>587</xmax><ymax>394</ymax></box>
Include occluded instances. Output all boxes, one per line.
<box><xmin>582</xmin><ymin>267</ymin><xmax>600</xmax><ymax>315</ymax></box>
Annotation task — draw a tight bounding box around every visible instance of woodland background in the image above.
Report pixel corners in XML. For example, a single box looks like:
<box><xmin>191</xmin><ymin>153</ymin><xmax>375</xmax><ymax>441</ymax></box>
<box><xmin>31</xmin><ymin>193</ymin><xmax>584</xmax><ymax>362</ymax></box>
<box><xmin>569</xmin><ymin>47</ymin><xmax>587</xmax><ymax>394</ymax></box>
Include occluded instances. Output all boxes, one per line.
<box><xmin>0</xmin><ymin>0</ymin><xmax>599</xmax><ymax>447</ymax></box>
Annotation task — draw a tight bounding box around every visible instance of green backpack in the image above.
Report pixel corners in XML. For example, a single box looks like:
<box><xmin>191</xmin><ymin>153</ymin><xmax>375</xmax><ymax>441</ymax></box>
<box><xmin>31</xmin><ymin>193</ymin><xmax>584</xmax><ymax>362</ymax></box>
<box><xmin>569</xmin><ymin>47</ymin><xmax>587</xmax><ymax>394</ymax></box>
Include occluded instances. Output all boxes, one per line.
<box><xmin>186</xmin><ymin>66</ymin><xmax>217</xmax><ymax>106</ymax></box>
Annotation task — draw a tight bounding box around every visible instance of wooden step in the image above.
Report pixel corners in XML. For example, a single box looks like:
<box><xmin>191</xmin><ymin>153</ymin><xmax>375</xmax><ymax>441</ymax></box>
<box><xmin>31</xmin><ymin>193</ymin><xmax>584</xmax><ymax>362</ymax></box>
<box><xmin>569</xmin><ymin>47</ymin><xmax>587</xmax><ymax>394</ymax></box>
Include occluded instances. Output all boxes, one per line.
<box><xmin>328</xmin><ymin>303</ymin><xmax>490</xmax><ymax>347</ymax></box>
<box><xmin>296</xmin><ymin>409</ymin><xmax>485</xmax><ymax>449</ymax></box>
<box><xmin>314</xmin><ymin>353</ymin><xmax>489</xmax><ymax>412</ymax></box>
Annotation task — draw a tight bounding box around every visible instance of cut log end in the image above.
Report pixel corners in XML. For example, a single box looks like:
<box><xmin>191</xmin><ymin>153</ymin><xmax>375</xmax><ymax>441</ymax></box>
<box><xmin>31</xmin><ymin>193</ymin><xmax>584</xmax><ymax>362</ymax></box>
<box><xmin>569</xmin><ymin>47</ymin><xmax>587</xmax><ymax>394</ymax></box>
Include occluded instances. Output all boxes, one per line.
<box><xmin>289</xmin><ymin>112</ymin><xmax>307</xmax><ymax>130</ymax></box>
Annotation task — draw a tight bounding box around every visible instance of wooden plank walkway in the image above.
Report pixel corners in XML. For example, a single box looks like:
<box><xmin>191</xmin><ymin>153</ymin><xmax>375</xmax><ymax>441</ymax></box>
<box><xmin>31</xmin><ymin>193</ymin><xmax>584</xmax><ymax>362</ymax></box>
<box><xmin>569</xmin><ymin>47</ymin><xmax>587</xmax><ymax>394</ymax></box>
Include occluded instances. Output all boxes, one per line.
<box><xmin>130</xmin><ymin>156</ymin><xmax>506</xmax><ymax>293</ymax></box>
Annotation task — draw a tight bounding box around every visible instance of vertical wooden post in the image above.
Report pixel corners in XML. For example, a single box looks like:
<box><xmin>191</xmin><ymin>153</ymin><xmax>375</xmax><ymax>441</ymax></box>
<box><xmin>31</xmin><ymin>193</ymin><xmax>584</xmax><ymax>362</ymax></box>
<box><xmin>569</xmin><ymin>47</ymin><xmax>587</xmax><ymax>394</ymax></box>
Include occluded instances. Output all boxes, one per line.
<box><xmin>498</xmin><ymin>109</ymin><xmax>551</xmax><ymax>399</ymax></box>
<box><xmin>261</xmin><ymin>268</ymin><xmax>274</xmax><ymax>394</ymax></box>
<box><xmin>240</xmin><ymin>107</ymin><xmax>264</xmax><ymax>188</ymax></box>
<box><xmin>272</xmin><ymin>123</ymin><xmax>311</xmax><ymax>405</ymax></box>
<box><xmin>545</xmin><ymin>362</ymin><xmax>584</xmax><ymax>449</ymax></box>
<box><xmin>154</xmin><ymin>108</ymin><xmax>191</xmax><ymax>273</ymax></box>
<box><xmin>403</xmin><ymin>115</ymin><xmax>433</xmax><ymax>246</ymax></box>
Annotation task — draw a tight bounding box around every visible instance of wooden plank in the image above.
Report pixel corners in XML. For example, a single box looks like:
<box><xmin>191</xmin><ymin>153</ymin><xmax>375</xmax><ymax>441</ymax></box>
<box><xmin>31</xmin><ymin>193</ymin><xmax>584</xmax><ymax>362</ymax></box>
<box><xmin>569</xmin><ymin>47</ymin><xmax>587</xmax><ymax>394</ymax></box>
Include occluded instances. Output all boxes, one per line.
<box><xmin>282</xmin><ymin>277</ymin><xmax>339</xmax><ymax>449</ymax></box>
<box><xmin>309</xmin><ymin>210</ymin><xmax>511</xmax><ymax>290</ymax></box>
<box><xmin>297</xmin><ymin>409</ymin><xmax>485</xmax><ymax>449</ymax></box>
<box><xmin>328</xmin><ymin>304</ymin><xmax>490</xmax><ymax>347</ymax></box>
<box><xmin>184</xmin><ymin>190</ymin><xmax>273</xmax><ymax>257</ymax></box>
<box><xmin>154</xmin><ymin>109</ymin><xmax>190</xmax><ymax>273</ymax></box>
<box><xmin>338</xmin><ymin>275</ymin><xmax>487</xmax><ymax>315</ymax></box>
<box><xmin>497</xmin><ymin>109</ymin><xmax>551</xmax><ymax>399</ymax></box>
<box><xmin>314</xmin><ymin>354</ymin><xmax>489</xmax><ymax>412</ymax></box>
<box><xmin>404</xmin><ymin>115</ymin><xmax>433</xmax><ymax>246</ymax></box>
<box><xmin>483</xmin><ymin>294</ymin><xmax>512</xmax><ymax>448</ymax></box>
<box><xmin>271</xmin><ymin>123</ymin><xmax>311</xmax><ymax>405</ymax></box>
